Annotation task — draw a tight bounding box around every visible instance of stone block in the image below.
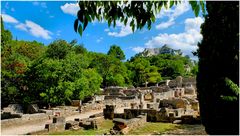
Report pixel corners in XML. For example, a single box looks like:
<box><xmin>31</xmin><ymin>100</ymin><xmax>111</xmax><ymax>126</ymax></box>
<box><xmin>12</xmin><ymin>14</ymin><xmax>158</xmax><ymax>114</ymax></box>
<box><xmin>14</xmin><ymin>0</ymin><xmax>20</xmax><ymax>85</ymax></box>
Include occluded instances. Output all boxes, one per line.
<box><xmin>53</xmin><ymin>117</ymin><xmax>65</xmax><ymax>124</ymax></box>
<box><xmin>173</xmin><ymin>120</ymin><xmax>182</xmax><ymax>124</ymax></box>
<box><xmin>27</xmin><ymin>104</ymin><xmax>39</xmax><ymax>114</ymax></box>
<box><xmin>71</xmin><ymin>100</ymin><xmax>81</xmax><ymax>106</ymax></box>
<box><xmin>5</xmin><ymin>104</ymin><xmax>23</xmax><ymax>113</ymax></box>
<box><xmin>45</xmin><ymin>123</ymin><xmax>65</xmax><ymax>132</ymax></box>
<box><xmin>89</xmin><ymin>112</ymin><xmax>103</xmax><ymax>118</ymax></box>
<box><xmin>65</xmin><ymin>120</ymin><xmax>80</xmax><ymax>130</ymax></box>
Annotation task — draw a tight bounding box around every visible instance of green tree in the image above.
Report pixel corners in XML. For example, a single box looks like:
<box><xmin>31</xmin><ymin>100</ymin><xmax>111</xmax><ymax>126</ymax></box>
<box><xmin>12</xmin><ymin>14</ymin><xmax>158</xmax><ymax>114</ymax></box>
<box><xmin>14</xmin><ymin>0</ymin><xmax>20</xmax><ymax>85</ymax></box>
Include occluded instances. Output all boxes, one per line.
<box><xmin>1</xmin><ymin>17</ymin><xmax>12</xmax><ymax>48</ymax></box>
<box><xmin>89</xmin><ymin>52</ymin><xmax>128</xmax><ymax>87</ymax></box>
<box><xmin>107</xmin><ymin>45</ymin><xmax>125</xmax><ymax>60</ymax></box>
<box><xmin>46</xmin><ymin>40</ymin><xmax>71</xmax><ymax>59</ymax></box>
<box><xmin>197</xmin><ymin>2</ymin><xmax>239</xmax><ymax>134</ymax></box>
<box><xmin>128</xmin><ymin>57</ymin><xmax>162</xmax><ymax>87</ymax></box>
<box><xmin>25</xmin><ymin>51</ymin><xmax>102</xmax><ymax>107</ymax></box>
<box><xmin>145</xmin><ymin>66</ymin><xmax>162</xmax><ymax>85</ymax></box>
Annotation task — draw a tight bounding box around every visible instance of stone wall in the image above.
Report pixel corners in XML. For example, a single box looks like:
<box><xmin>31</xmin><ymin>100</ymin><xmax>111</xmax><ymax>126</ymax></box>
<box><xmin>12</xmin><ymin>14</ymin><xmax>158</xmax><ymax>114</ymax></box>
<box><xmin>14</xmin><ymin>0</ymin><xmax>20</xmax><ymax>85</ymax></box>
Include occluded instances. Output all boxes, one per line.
<box><xmin>112</xmin><ymin>115</ymin><xmax>147</xmax><ymax>134</ymax></box>
<box><xmin>1</xmin><ymin>113</ymin><xmax>50</xmax><ymax>129</ymax></box>
<box><xmin>122</xmin><ymin>115</ymin><xmax>147</xmax><ymax>134</ymax></box>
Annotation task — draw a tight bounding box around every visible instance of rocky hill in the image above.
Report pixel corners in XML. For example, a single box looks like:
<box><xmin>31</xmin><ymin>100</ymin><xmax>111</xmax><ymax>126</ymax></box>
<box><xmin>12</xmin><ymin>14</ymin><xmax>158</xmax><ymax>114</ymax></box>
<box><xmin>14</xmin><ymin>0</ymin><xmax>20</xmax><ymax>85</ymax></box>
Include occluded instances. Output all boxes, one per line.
<box><xmin>139</xmin><ymin>45</ymin><xmax>182</xmax><ymax>57</ymax></box>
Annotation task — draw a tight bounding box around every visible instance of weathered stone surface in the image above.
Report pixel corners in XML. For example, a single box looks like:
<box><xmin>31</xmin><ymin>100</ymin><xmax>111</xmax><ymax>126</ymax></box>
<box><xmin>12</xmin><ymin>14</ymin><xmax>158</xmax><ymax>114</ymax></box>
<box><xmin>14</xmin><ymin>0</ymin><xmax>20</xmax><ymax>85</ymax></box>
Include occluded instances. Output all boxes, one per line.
<box><xmin>89</xmin><ymin>112</ymin><xmax>103</xmax><ymax>118</ymax></box>
<box><xmin>103</xmin><ymin>105</ymin><xmax>115</xmax><ymax>119</ymax></box>
<box><xmin>27</xmin><ymin>104</ymin><xmax>39</xmax><ymax>114</ymax></box>
<box><xmin>45</xmin><ymin>123</ymin><xmax>65</xmax><ymax>132</ymax></box>
<box><xmin>173</xmin><ymin>119</ymin><xmax>182</xmax><ymax>124</ymax></box>
<box><xmin>112</xmin><ymin>115</ymin><xmax>147</xmax><ymax>135</ymax></box>
<box><xmin>3</xmin><ymin>104</ymin><xmax>23</xmax><ymax>114</ymax></box>
<box><xmin>65</xmin><ymin>120</ymin><xmax>80</xmax><ymax>130</ymax></box>
<box><xmin>71</xmin><ymin>100</ymin><xmax>81</xmax><ymax>107</ymax></box>
<box><xmin>53</xmin><ymin>117</ymin><xmax>65</xmax><ymax>124</ymax></box>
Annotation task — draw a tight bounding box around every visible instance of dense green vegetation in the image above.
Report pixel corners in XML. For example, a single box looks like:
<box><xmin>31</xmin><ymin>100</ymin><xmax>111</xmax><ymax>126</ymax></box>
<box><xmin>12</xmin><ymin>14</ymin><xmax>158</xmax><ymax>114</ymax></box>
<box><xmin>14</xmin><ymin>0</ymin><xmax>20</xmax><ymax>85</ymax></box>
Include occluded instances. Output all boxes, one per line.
<box><xmin>1</xmin><ymin>17</ymin><xmax>196</xmax><ymax>108</ymax></box>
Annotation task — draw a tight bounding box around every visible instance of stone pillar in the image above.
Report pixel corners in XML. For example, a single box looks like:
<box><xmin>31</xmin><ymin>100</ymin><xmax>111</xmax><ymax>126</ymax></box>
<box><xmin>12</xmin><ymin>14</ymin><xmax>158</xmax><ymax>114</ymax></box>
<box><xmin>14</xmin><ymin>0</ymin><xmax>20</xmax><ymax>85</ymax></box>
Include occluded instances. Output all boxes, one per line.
<box><xmin>176</xmin><ymin>76</ymin><xmax>183</xmax><ymax>87</ymax></box>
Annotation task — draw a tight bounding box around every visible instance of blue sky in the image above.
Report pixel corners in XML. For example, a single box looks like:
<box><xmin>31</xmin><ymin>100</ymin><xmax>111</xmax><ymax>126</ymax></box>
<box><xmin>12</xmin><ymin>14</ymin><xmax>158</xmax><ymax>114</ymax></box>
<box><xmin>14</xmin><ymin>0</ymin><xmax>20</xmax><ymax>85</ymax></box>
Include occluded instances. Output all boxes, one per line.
<box><xmin>1</xmin><ymin>1</ymin><xmax>204</xmax><ymax>60</ymax></box>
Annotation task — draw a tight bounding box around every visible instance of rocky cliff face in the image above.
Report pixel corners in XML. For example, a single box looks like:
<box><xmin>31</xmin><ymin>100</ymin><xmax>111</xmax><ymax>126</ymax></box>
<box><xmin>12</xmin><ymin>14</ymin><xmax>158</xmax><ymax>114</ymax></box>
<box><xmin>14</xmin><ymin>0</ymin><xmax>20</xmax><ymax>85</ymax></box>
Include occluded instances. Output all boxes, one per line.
<box><xmin>140</xmin><ymin>45</ymin><xmax>182</xmax><ymax>57</ymax></box>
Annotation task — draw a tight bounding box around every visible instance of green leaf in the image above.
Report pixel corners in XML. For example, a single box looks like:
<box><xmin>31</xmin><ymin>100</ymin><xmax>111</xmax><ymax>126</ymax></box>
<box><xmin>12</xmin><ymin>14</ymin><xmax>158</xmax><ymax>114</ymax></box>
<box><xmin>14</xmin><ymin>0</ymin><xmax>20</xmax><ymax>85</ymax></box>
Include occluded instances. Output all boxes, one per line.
<box><xmin>83</xmin><ymin>19</ymin><xmax>88</xmax><ymax>31</ymax></box>
<box><xmin>189</xmin><ymin>1</ymin><xmax>197</xmax><ymax>10</ymax></box>
<box><xmin>151</xmin><ymin>15</ymin><xmax>156</xmax><ymax>22</ymax></box>
<box><xmin>163</xmin><ymin>1</ymin><xmax>168</xmax><ymax>9</ymax></box>
<box><xmin>77</xmin><ymin>10</ymin><xmax>84</xmax><ymax>23</ymax></box>
<box><xmin>225</xmin><ymin>78</ymin><xmax>239</xmax><ymax>96</ymax></box>
<box><xmin>108</xmin><ymin>18</ymin><xmax>112</xmax><ymax>27</ymax></box>
<box><xmin>170</xmin><ymin>0</ymin><xmax>174</xmax><ymax>8</ymax></box>
<box><xmin>120</xmin><ymin>17</ymin><xmax>124</xmax><ymax>22</ymax></box>
<box><xmin>194</xmin><ymin>5</ymin><xmax>200</xmax><ymax>16</ymax></box>
<box><xmin>147</xmin><ymin>20</ymin><xmax>151</xmax><ymax>30</ymax></box>
<box><xmin>78</xmin><ymin>25</ymin><xmax>83</xmax><ymax>37</ymax></box>
<box><xmin>157</xmin><ymin>2</ymin><xmax>163</xmax><ymax>12</ymax></box>
<box><xmin>132</xmin><ymin>24</ymin><xmax>135</xmax><ymax>32</ymax></box>
<box><xmin>85</xmin><ymin>14</ymin><xmax>92</xmax><ymax>22</ymax></box>
<box><xmin>124</xmin><ymin>18</ymin><xmax>128</xmax><ymax>26</ymax></box>
<box><xmin>113</xmin><ymin>20</ymin><xmax>116</xmax><ymax>27</ymax></box>
<box><xmin>200</xmin><ymin>1</ymin><xmax>206</xmax><ymax>15</ymax></box>
<box><xmin>74</xmin><ymin>19</ymin><xmax>78</xmax><ymax>33</ymax></box>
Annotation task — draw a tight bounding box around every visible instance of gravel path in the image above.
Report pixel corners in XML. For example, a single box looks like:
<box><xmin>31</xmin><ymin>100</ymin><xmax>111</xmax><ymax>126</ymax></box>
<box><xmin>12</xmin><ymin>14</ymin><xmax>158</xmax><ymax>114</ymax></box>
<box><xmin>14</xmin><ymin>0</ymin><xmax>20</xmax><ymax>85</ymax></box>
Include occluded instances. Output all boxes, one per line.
<box><xmin>1</xmin><ymin>107</ymin><xmax>128</xmax><ymax>135</ymax></box>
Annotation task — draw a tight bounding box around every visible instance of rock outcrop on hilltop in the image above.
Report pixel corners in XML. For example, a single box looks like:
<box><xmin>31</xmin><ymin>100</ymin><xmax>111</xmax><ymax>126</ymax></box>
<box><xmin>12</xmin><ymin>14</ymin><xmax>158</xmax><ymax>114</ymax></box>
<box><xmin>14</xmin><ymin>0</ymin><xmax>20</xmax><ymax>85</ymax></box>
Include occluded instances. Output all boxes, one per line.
<box><xmin>139</xmin><ymin>45</ymin><xmax>182</xmax><ymax>57</ymax></box>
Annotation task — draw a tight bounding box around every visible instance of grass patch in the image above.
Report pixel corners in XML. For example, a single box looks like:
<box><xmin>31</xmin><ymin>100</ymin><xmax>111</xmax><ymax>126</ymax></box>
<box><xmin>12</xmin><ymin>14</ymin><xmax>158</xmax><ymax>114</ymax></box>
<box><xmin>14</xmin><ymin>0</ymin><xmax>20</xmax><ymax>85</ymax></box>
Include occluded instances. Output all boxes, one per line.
<box><xmin>49</xmin><ymin>119</ymin><xmax>114</xmax><ymax>135</ymax></box>
<box><xmin>49</xmin><ymin>120</ymin><xmax>180</xmax><ymax>135</ymax></box>
<box><xmin>128</xmin><ymin>122</ymin><xmax>179</xmax><ymax>135</ymax></box>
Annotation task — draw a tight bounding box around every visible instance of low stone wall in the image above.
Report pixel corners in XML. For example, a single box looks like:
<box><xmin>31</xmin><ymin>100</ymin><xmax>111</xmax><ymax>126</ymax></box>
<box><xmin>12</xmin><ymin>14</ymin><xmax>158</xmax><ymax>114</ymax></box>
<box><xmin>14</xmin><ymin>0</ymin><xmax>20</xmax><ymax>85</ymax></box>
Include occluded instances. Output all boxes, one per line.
<box><xmin>81</xmin><ymin>103</ymin><xmax>104</xmax><ymax>113</ymax></box>
<box><xmin>104</xmin><ymin>99</ymin><xmax>139</xmax><ymax>109</ymax></box>
<box><xmin>122</xmin><ymin>115</ymin><xmax>147</xmax><ymax>134</ymax></box>
<box><xmin>1</xmin><ymin>113</ymin><xmax>50</xmax><ymax>129</ymax></box>
<box><xmin>112</xmin><ymin>115</ymin><xmax>147</xmax><ymax>134</ymax></box>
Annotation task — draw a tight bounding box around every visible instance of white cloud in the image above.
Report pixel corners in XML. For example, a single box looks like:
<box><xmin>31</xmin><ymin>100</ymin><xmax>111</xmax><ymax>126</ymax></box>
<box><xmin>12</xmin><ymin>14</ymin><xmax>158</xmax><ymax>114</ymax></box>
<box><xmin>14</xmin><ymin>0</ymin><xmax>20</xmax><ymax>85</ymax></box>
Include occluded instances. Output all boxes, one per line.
<box><xmin>15</xmin><ymin>20</ymin><xmax>52</xmax><ymax>40</ymax></box>
<box><xmin>172</xmin><ymin>2</ymin><xmax>190</xmax><ymax>18</ymax></box>
<box><xmin>2</xmin><ymin>13</ymin><xmax>52</xmax><ymax>40</ymax></box>
<box><xmin>185</xmin><ymin>17</ymin><xmax>204</xmax><ymax>32</ymax></box>
<box><xmin>25</xmin><ymin>20</ymin><xmax>52</xmax><ymax>40</ymax></box>
<box><xmin>156</xmin><ymin>2</ymin><xmax>190</xmax><ymax>19</ymax></box>
<box><xmin>15</xmin><ymin>23</ymin><xmax>28</xmax><ymax>31</ymax></box>
<box><xmin>60</xmin><ymin>3</ymin><xmax>79</xmax><ymax>16</ymax></box>
<box><xmin>156</xmin><ymin>18</ymin><xmax>175</xmax><ymax>30</ymax></box>
<box><xmin>155</xmin><ymin>2</ymin><xmax>190</xmax><ymax>30</ymax></box>
<box><xmin>96</xmin><ymin>37</ymin><xmax>103</xmax><ymax>43</ymax></box>
<box><xmin>107</xmin><ymin>21</ymin><xmax>133</xmax><ymax>37</ymax></box>
<box><xmin>104</xmin><ymin>28</ymin><xmax>110</xmax><ymax>32</ymax></box>
<box><xmin>1</xmin><ymin>14</ymin><xmax>19</xmax><ymax>23</ymax></box>
<box><xmin>131</xmin><ymin>46</ymin><xmax>145</xmax><ymax>53</ymax></box>
<box><xmin>145</xmin><ymin>17</ymin><xmax>204</xmax><ymax>59</ymax></box>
